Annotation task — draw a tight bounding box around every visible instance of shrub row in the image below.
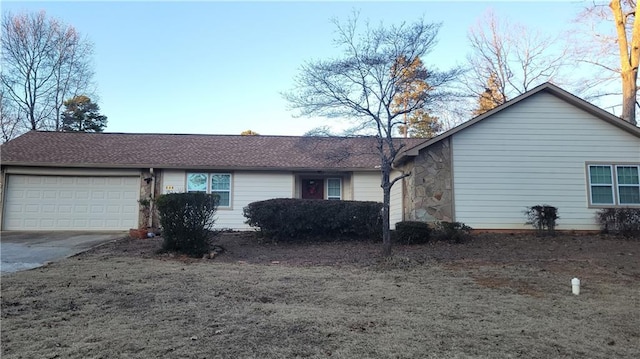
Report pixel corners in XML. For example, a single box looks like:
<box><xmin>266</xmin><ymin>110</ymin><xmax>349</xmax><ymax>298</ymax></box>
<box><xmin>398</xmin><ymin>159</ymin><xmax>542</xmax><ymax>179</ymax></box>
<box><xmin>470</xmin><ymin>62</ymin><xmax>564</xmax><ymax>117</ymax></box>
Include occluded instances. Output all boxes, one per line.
<box><xmin>393</xmin><ymin>221</ymin><xmax>472</xmax><ymax>244</ymax></box>
<box><xmin>394</xmin><ymin>221</ymin><xmax>431</xmax><ymax>244</ymax></box>
<box><xmin>243</xmin><ymin>198</ymin><xmax>382</xmax><ymax>240</ymax></box>
<box><xmin>596</xmin><ymin>208</ymin><xmax>640</xmax><ymax>238</ymax></box>
<box><xmin>156</xmin><ymin>192</ymin><xmax>218</xmax><ymax>256</ymax></box>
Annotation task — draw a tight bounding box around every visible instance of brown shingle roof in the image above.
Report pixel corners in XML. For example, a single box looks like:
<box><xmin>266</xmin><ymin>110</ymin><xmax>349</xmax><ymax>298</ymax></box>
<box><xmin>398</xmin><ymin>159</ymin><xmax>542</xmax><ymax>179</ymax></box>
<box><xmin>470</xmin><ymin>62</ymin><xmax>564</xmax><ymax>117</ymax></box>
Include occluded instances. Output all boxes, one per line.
<box><xmin>1</xmin><ymin>131</ymin><xmax>425</xmax><ymax>171</ymax></box>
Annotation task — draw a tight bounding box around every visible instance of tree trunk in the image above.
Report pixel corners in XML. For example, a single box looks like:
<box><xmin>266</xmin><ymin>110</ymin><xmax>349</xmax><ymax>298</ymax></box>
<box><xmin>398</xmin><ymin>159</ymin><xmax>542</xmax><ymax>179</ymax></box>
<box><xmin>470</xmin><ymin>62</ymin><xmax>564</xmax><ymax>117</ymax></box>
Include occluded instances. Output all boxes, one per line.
<box><xmin>621</xmin><ymin>70</ymin><xmax>638</xmax><ymax>125</ymax></box>
<box><xmin>610</xmin><ymin>0</ymin><xmax>639</xmax><ymax>125</ymax></box>
<box><xmin>381</xmin><ymin>169</ymin><xmax>392</xmax><ymax>257</ymax></box>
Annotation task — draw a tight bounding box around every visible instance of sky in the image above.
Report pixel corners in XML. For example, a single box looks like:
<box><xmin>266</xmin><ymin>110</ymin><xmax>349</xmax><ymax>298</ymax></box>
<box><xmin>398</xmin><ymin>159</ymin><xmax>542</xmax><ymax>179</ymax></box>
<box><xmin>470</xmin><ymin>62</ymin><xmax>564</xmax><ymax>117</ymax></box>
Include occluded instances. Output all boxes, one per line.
<box><xmin>2</xmin><ymin>0</ymin><xmax>593</xmax><ymax>136</ymax></box>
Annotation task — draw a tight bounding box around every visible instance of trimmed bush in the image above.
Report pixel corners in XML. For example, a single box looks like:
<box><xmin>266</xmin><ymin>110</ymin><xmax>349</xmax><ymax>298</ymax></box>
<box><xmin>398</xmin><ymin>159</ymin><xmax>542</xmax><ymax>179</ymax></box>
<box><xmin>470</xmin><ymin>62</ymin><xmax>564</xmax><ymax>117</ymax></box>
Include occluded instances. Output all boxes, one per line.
<box><xmin>243</xmin><ymin>198</ymin><xmax>382</xmax><ymax>240</ymax></box>
<box><xmin>525</xmin><ymin>205</ymin><xmax>559</xmax><ymax>235</ymax></box>
<box><xmin>433</xmin><ymin>221</ymin><xmax>472</xmax><ymax>243</ymax></box>
<box><xmin>394</xmin><ymin>221</ymin><xmax>431</xmax><ymax>244</ymax></box>
<box><xmin>596</xmin><ymin>208</ymin><xmax>640</xmax><ymax>238</ymax></box>
<box><xmin>156</xmin><ymin>192</ymin><xmax>218</xmax><ymax>256</ymax></box>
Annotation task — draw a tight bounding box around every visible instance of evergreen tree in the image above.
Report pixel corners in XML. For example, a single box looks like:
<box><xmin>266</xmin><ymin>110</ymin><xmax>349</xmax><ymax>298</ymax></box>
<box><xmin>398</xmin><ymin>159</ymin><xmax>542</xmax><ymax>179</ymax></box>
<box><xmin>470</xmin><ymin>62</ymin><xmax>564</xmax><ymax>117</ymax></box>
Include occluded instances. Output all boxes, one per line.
<box><xmin>392</xmin><ymin>56</ymin><xmax>442</xmax><ymax>138</ymax></box>
<box><xmin>473</xmin><ymin>72</ymin><xmax>506</xmax><ymax>116</ymax></box>
<box><xmin>61</xmin><ymin>95</ymin><xmax>107</xmax><ymax>132</ymax></box>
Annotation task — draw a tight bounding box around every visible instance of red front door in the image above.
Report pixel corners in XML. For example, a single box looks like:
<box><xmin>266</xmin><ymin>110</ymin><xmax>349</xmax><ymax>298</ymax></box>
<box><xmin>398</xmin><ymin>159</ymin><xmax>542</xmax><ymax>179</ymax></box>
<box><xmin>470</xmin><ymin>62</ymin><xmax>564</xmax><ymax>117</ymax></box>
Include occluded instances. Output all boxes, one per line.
<box><xmin>302</xmin><ymin>179</ymin><xmax>324</xmax><ymax>199</ymax></box>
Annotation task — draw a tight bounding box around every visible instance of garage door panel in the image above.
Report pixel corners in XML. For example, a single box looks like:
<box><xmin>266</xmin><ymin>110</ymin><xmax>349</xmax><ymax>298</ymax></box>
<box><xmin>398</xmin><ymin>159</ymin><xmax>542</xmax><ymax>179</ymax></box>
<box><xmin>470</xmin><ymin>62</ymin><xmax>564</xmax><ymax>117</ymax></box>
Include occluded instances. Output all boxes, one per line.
<box><xmin>43</xmin><ymin>177</ymin><xmax>58</xmax><ymax>184</ymax></box>
<box><xmin>42</xmin><ymin>190</ymin><xmax>57</xmax><ymax>199</ymax></box>
<box><xmin>26</xmin><ymin>190</ymin><xmax>42</xmax><ymax>199</ymax></box>
<box><xmin>25</xmin><ymin>204</ymin><xmax>40</xmax><ymax>213</ymax></box>
<box><xmin>123</xmin><ymin>191</ymin><xmax>137</xmax><ymax>200</ymax></box>
<box><xmin>60</xmin><ymin>191</ymin><xmax>73</xmax><ymax>199</ymax></box>
<box><xmin>4</xmin><ymin>175</ymin><xmax>139</xmax><ymax>230</ymax></box>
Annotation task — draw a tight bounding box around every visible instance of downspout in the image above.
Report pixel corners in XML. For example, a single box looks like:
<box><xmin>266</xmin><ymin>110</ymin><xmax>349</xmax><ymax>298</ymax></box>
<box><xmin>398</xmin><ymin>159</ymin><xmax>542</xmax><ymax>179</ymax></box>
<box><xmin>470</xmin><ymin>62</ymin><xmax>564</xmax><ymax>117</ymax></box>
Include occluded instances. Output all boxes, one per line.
<box><xmin>148</xmin><ymin>168</ymin><xmax>155</xmax><ymax>229</ymax></box>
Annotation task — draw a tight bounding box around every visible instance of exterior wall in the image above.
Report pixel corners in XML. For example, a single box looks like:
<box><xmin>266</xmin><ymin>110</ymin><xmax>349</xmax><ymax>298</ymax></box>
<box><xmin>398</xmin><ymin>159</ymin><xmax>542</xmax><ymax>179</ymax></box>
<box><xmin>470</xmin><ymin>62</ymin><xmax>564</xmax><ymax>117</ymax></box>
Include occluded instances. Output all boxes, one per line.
<box><xmin>162</xmin><ymin>170</ymin><xmax>187</xmax><ymax>193</ymax></box>
<box><xmin>389</xmin><ymin>170</ymin><xmax>404</xmax><ymax>229</ymax></box>
<box><xmin>352</xmin><ymin>172</ymin><xmax>382</xmax><ymax>202</ymax></box>
<box><xmin>405</xmin><ymin>138</ymin><xmax>453</xmax><ymax>223</ymax></box>
<box><xmin>161</xmin><ymin>170</ymin><xmax>294</xmax><ymax>230</ymax></box>
<box><xmin>451</xmin><ymin>92</ymin><xmax>640</xmax><ymax>230</ymax></box>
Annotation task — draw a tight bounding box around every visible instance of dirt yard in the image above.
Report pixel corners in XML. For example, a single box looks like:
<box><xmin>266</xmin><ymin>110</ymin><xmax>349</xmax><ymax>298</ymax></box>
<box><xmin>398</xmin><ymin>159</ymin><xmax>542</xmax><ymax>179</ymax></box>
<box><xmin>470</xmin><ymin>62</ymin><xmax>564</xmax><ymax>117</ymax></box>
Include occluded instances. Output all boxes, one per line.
<box><xmin>1</xmin><ymin>232</ymin><xmax>639</xmax><ymax>358</ymax></box>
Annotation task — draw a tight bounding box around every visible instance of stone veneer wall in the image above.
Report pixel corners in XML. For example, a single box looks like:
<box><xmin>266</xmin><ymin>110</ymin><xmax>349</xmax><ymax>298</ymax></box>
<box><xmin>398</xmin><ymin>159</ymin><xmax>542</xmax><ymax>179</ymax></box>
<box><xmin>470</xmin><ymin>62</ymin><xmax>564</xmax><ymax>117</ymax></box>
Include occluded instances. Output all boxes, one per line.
<box><xmin>404</xmin><ymin>137</ymin><xmax>453</xmax><ymax>222</ymax></box>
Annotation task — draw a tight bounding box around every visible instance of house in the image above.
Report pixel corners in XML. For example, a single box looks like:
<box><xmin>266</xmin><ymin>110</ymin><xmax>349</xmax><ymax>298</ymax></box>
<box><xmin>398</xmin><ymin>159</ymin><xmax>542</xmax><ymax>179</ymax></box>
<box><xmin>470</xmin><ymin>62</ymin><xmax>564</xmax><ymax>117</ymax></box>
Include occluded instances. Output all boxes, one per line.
<box><xmin>0</xmin><ymin>133</ymin><xmax>422</xmax><ymax>231</ymax></box>
<box><xmin>396</xmin><ymin>83</ymin><xmax>640</xmax><ymax>231</ymax></box>
<box><xmin>1</xmin><ymin>83</ymin><xmax>638</xmax><ymax>233</ymax></box>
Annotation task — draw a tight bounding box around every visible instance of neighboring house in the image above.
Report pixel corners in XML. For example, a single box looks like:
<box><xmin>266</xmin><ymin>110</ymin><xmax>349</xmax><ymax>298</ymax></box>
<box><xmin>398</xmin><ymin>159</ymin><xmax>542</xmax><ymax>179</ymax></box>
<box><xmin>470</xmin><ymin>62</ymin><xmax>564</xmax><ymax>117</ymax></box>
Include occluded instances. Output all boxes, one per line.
<box><xmin>396</xmin><ymin>83</ymin><xmax>640</xmax><ymax>231</ymax></box>
<box><xmin>0</xmin><ymin>133</ymin><xmax>421</xmax><ymax>231</ymax></box>
<box><xmin>1</xmin><ymin>83</ymin><xmax>638</xmax><ymax>233</ymax></box>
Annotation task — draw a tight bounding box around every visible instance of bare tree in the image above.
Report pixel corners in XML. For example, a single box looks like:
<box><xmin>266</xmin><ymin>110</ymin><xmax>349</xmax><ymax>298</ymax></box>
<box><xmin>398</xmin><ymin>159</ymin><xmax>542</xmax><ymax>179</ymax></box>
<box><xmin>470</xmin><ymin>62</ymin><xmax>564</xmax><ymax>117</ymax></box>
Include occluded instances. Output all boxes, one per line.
<box><xmin>570</xmin><ymin>0</ymin><xmax>638</xmax><ymax>124</ymax></box>
<box><xmin>611</xmin><ymin>0</ymin><xmax>638</xmax><ymax>124</ymax></box>
<box><xmin>463</xmin><ymin>10</ymin><xmax>569</xmax><ymax>113</ymax></box>
<box><xmin>284</xmin><ymin>14</ymin><xmax>460</xmax><ymax>256</ymax></box>
<box><xmin>0</xmin><ymin>88</ymin><xmax>22</xmax><ymax>143</ymax></box>
<box><xmin>1</xmin><ymin>10</ymin><xmax>94</xmax><ymax>134</ymax></box>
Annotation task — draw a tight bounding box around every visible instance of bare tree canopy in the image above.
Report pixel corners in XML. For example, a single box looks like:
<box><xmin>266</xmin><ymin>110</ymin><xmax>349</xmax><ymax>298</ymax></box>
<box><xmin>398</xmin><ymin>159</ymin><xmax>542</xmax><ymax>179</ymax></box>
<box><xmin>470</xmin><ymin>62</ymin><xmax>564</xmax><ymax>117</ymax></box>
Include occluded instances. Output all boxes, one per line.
<box><xmin>571</xmin><ymin>0</ymin><xmax>638</xmax><ymax>124</ymax></box>
<box><xmin>463</xmin><ymin>10</ymin><xmax>569</xmax><ymax>114</ymax></box>
<box><xmin>1</xmin><ymin>10</ymin><xmax>95</xmax><ymax>141</ymax></box>
<box><xmin>0</xmin><ymin>88</ymin><xmax>22</xmax><ymax>143</ymax></box>
<box><xmin>284</xmin><ymin>13</ymin><xmax>460</xmax><ymax>256</ymax></box>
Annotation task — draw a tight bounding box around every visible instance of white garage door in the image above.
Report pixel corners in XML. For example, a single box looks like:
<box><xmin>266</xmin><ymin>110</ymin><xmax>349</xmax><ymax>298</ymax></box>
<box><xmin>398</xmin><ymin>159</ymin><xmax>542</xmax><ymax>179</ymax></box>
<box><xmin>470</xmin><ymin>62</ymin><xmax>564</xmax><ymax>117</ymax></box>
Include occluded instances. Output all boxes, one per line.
<box><xmin>3</xmin><ymin>175</ymin><xmax>139</xmax><ymax>230</ymax></box>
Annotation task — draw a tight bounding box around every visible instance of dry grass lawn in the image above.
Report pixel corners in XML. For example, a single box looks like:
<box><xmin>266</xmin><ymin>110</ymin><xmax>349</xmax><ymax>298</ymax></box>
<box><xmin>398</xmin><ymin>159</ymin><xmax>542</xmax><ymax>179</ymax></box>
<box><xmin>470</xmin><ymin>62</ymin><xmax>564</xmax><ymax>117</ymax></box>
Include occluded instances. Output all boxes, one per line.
<box><xmin>1</xmin><ymin>232</ymin><xmax>639</xmax><ymax>358</ymax></box>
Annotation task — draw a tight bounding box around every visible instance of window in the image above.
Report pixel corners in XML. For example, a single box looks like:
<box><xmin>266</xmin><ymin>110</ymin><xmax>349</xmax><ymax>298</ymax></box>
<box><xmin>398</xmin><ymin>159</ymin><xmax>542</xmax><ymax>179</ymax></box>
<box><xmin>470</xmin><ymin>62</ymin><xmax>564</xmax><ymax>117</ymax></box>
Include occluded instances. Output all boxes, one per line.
<box><xmin>327</xmin><ymin>178</ymin><xmax>342</xmax><ymax>200</ymax></box>
<box><xmin>617</xmin><ymin>166</ymin><xmax>640</xmax><ymax>204</ymax></box>
<box><xmin>588</xmin><ymin>165</ymin><xmax>639</xmax><ymax>206</ymax></box>
<box><xmin>186</xmin><ymin>173</ymin><xmax>208</xmax><ymax>193</ymax></box>
<box><xmin>211</xmin><ymin>174</ymin><xmax>231</xmax><ymax>207</ymax></box>
<box><xmin>186</xmin><ymin>172</ymin><xmax>232</xmax><ymax>207</ymax></box>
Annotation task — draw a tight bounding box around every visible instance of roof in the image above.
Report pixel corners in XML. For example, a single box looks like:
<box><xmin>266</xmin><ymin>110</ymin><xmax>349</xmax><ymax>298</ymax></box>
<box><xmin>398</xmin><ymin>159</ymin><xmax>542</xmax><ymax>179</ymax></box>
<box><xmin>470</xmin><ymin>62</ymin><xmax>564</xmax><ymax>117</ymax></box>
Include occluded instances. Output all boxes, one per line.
<box><xmin>397</xmin><ymin>82</ymin><xmax>640</xmax><ymax>163</ymax></box>
<box><xmin>1</xmin><ymin>131</ymin><xmax>425</xmax><ymax>171</ymax></box>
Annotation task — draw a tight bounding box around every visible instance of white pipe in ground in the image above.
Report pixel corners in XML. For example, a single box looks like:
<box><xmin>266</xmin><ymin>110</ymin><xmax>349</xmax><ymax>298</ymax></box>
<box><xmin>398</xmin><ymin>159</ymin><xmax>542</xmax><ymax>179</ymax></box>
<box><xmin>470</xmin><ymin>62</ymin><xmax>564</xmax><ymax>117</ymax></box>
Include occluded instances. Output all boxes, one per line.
<box><xmin>572</xmin><ymin>278</ymin><xmax>580</xmax><ymax>295</ymax></box>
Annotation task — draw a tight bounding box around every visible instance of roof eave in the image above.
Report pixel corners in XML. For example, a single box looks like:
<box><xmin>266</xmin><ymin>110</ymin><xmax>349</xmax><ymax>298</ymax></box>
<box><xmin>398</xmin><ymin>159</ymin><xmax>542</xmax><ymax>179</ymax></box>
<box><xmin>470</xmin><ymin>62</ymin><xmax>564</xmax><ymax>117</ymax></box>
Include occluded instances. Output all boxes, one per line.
<box><xmin>1</xmin><ymin>162</ymin><xmax>382</xmax><ymax>173</ymax></box>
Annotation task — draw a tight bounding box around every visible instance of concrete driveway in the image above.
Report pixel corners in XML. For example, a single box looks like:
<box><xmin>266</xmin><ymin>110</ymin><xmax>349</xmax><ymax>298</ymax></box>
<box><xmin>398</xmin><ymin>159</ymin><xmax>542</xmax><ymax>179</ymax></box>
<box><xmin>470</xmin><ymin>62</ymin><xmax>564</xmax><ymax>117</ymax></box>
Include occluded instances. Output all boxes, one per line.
<box><xmin>1</xmin><ymin>231</ymin><xmax>127</xmax><ymax>274</ymax></box>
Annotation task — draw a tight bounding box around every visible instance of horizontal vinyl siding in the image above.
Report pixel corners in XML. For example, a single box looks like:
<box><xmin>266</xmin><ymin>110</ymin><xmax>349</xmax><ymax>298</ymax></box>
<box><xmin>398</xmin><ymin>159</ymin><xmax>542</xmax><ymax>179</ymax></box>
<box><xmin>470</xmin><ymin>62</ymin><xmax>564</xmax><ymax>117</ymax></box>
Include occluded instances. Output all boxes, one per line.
<box><xmin>452</xmin><ymin>92</ymin><xmax>640</xmax><ymax>230</ymax></box>
<box><xmin>352</xmin><ymin>172</ymin><xmax>382</xmax><ymax>202</ymax></box>
<box><xmin>219</xmin><ymin>172</ymin><xmax>293</xmax><ymax>229</ymax></box>
<box><xmin>162</xmin><ymin>170</ymin><xmax>186</xmax><ymax>193</ymax></box>
<box><xmin>390</xmin><ymin>170</ymin><xmax>404</xmax><ymax>229</ymax></box>
<box><xmin>160</xmin><ymin>170</ymin><xmax>293</xmax><ymax>230</ymax></box>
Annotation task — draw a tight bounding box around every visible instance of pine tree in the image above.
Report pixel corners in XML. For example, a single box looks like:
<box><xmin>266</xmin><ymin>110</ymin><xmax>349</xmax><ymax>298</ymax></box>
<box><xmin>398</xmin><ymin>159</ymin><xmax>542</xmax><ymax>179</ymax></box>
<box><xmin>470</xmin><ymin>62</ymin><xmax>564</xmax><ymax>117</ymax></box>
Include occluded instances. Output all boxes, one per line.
<box><xmin>392</xmin><ymin>56</ymin><xmax>441</xmax><ymax>138</ymax></box>
<box><xmin>473</xmin><ymin>72</ymin><xmax>506</xmax><ymax>116</ymax></box>
<box><xmin>60</xmin><ymin>95</ymin><xmax>107</xmax><ymax>132</ymax></box>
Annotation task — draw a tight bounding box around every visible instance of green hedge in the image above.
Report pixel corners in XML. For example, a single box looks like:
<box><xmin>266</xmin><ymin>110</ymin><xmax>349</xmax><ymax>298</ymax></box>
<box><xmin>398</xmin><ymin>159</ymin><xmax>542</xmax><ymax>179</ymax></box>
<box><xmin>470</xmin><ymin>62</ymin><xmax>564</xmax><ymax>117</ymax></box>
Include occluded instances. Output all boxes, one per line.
<box><xmin>156</xmin><ymin>192</ymin><xmax>218</xmax><ymax>256</ymax></box>
<box><xmin>394</xmin><ymin>221</ymin><xmax>431</xmax><ymax>244</ymax></box>
<box><xmin>243</xmin><ymin>198</ymin><xmax>382</xmax><ymax>240</ymax></box>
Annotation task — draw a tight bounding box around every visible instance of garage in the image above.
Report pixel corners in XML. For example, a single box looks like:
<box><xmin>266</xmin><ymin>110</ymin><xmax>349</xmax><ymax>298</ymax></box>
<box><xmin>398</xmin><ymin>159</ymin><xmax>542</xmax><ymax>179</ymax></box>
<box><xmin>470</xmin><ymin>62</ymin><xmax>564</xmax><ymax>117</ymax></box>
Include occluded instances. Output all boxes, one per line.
<box><xmin>3</xmin><ymin>175</ymin><xmax>139</xmax><ymax>230</ymax></box>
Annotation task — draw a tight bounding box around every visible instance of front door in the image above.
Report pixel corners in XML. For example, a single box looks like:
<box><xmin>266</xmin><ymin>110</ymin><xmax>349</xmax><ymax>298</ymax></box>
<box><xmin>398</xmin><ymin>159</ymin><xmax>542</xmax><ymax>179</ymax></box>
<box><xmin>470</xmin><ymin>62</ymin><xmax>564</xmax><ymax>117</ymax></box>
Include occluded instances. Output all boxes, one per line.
<box><xmin>302</xmin><ymin>179</ymin><xmax>324</xmax><ymax>199</ymax></box>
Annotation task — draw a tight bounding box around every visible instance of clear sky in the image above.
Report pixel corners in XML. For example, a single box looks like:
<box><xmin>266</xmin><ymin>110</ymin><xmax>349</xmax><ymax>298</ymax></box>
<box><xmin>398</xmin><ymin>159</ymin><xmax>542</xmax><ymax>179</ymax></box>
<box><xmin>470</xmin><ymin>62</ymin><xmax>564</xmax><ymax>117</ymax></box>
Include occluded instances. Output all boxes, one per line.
<box><xmin>2</xmin><ymin>0</ymin><xmax>590</xmax><ymax>136</ymax></box>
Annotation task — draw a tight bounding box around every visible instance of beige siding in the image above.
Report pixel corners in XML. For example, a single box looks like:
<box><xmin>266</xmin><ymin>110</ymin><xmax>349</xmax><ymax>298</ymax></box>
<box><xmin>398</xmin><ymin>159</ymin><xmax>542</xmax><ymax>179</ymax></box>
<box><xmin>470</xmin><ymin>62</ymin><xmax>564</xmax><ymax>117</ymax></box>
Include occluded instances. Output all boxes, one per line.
<box><xmin>162</xmin><ymin>170</ymin><xmax>186</xmax><ymax>193</ymax></box>
<box><xmin>218</xmin><ymin>172</ymin><xmax>293</xmax><ymax>229</ymax></box>
<box><xmin>161</xmin><ymin>170</ymin><xmax>293</xmax><ymax>230</ymax></box>
<box><xmin>452</xmin><ymin>92</ymin><xmax>640</xmax><ymax>230</ymax></box>
<box><xmin>390</xmin><ymin>171</ymin><xmax>404</xmax><ymax>229</ymax></box>
<box><xmin>352</xmin><ymin>172</ymin><xmax>382</xmax><ymax>201</ymax></box>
